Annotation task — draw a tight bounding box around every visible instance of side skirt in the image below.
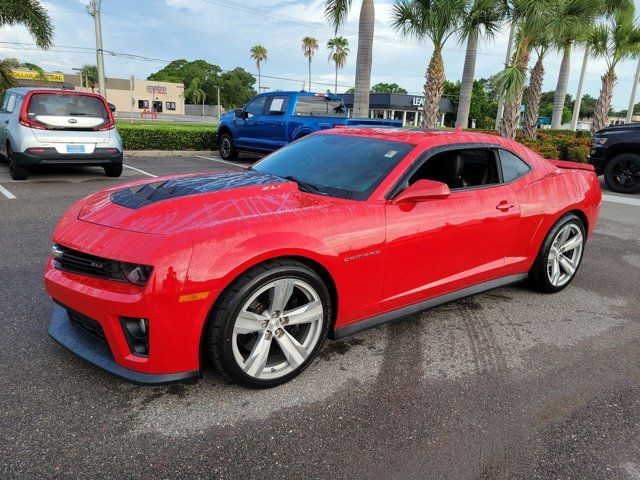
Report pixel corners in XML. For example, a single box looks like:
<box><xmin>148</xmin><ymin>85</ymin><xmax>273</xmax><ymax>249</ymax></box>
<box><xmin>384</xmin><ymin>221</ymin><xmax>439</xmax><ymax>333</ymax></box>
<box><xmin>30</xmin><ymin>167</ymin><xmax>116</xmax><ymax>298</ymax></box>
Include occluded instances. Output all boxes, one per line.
<box><xmin>332</xmin><ymin>274</ymin><xmax>529</xmax><ymax>340</ymax></box>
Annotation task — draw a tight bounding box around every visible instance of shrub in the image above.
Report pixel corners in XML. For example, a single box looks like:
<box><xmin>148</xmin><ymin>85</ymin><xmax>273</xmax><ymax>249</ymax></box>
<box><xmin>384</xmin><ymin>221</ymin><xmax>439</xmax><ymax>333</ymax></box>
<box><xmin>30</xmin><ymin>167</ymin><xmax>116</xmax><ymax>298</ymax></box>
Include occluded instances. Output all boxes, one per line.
<box><xmin>567</xmin><ymin>145</ymin><xmax>590</xmax><ymax>163</ymax></box>
<box><xmin>116</xmin><ymin>124</ymin><xmax>217</xmax><ymax>150</ymax></box>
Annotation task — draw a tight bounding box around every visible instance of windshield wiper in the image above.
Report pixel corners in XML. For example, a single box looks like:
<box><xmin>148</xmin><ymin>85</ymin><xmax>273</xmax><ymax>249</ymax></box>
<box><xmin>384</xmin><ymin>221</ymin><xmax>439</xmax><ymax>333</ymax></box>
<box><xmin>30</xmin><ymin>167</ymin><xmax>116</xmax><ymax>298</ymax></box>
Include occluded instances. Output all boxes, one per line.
<box><xmin>284</xmin><ymin>175</ymin><xmax>320</xmax><ymax>193</ymax></box>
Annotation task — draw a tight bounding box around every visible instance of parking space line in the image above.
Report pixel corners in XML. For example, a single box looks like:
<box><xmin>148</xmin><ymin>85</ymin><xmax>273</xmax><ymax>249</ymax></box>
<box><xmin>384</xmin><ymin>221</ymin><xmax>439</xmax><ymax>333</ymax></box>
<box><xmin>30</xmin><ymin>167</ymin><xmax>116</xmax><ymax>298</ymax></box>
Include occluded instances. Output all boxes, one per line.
<box><xmin>602</xmin><ymin>194</ymin><xmax>640</xmax><ymax>207</ymax></box>
<box><xmin>0</xmin><ymin>183</ymin><xmax>16</xmax><ymax>199</ymax></box>
<box><xmin>123</xmin><ymin>164</ymin><xmax>158</xmax><ymax>178</ymax></box>
<box><xmin>195</xmin><ymin>155</ymin><xmax>250</xmax><ymax>169</ymax></box>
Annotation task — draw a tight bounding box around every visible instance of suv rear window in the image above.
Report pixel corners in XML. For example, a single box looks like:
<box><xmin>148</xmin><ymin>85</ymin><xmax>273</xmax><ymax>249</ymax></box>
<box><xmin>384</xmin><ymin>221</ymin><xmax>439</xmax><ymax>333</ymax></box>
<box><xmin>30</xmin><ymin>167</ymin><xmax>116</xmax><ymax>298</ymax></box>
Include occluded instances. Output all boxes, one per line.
<box><xmin>293</xmin><ymin>96</ymin><xmax>345</xmax><ymax>117</ymax></box>
<box><xmin>27</xmin><ymin>93</ymin><xmax>109</xmax><ymax>128</ymax></box>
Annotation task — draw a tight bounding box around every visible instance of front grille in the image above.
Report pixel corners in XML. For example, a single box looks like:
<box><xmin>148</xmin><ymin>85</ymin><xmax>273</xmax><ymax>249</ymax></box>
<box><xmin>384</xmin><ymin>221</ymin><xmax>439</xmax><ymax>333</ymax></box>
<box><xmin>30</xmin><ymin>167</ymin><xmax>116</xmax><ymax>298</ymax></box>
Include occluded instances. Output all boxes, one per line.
<box><xmin>66</xmin><ymin>307</ymin><xmax>107</xmax><ymax>342</ymax></box>
<box><xmin>52</xmin><ymin>244</ymin><xmax>126</xmax><ymax>282</ymax></box>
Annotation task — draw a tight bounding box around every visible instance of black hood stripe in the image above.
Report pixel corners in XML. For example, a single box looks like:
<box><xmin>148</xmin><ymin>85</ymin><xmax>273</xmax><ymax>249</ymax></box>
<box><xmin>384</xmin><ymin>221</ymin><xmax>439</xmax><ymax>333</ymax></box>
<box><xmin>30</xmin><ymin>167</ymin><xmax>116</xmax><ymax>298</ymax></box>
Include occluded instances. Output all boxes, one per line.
<box><xmin>110</xmin><ymin>171</ymin><xmax>283</xmax><ymax>209</ymax></box>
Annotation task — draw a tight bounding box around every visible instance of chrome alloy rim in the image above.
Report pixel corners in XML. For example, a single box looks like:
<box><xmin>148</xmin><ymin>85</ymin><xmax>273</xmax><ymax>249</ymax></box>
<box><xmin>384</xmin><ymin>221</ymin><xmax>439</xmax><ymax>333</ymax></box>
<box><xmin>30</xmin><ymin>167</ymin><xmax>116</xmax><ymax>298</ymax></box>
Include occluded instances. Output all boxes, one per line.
<box><xmin>232</xmin><ymin>278</ymin><xmax>324</xmax><ymax>380</ymax></box>
<box><xmin>220</xmin><ymin>137</ymin><xmax>231</xmax><ymax>157</ymax></box>
<box><xmin>547</xmin><ymin>223</ymin><xmax>584</xmax><ymax>287</ymax></box>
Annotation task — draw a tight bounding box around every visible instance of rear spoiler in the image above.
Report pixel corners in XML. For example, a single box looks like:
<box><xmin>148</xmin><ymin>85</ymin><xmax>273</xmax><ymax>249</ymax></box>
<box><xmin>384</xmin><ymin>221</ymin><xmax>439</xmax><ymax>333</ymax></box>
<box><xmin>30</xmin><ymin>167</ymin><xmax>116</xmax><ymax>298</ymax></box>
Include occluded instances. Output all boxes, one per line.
<box><xmin>549</xmin><ymin>159</ymin><xmax>595</xmax><ymax>172</ymax></box>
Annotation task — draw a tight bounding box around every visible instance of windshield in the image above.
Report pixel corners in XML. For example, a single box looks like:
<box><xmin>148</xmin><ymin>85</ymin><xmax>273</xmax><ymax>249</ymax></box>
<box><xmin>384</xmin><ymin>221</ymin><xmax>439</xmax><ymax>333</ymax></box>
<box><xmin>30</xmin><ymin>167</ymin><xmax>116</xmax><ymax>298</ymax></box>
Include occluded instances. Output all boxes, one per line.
<box><xmin>252</xmin><ymin>134</ymin><xmax>414</xmax><ymax>200</ymax></box>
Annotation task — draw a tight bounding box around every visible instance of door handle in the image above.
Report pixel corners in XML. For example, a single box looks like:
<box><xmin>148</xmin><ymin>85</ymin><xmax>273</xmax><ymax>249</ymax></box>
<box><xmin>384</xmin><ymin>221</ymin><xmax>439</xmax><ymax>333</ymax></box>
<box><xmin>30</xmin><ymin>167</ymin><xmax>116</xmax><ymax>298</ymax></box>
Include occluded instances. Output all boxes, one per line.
<box><xmin>496</xmin><ymin>201</ymin><xmax>515</xmax><ymax>211</ymax></box>
<box><xmin>3</xmin><ymin>120</ymin><xmax>8</xmax><ymax>124</ymax></box>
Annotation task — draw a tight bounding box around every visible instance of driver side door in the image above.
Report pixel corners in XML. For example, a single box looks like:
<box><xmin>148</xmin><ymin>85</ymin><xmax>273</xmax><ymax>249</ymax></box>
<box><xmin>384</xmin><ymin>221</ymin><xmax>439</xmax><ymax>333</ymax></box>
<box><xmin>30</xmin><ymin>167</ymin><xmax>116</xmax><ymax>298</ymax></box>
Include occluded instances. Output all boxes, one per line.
<box><xmin>235</xmin><ymin>95</ymin><xmax>268</xmax><ymax>151</ymax></box>
<box><xmin>382</xmin><ymin>145</ymin><xmax>521</xmax><ymax>311</ymax></box>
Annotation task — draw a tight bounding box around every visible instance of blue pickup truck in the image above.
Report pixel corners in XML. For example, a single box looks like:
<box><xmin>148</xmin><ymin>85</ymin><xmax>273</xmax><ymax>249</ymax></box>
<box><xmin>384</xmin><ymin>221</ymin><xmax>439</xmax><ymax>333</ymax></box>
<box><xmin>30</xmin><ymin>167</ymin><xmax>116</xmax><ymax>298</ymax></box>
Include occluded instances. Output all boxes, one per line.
<box><xmin>215</xmin><ymin>91</ymin><xmax>402</xmax><ymax>160</ymax></box>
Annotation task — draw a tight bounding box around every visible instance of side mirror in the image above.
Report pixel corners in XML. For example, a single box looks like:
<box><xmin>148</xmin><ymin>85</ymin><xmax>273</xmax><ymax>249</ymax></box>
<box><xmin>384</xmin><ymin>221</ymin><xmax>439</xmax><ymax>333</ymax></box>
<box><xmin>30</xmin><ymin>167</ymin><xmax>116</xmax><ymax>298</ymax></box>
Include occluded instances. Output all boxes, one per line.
<box><xmin>108</xmin><ymin>103</ymin><xmax>116</xmax><ymax>112</ymax></box>
<box><xmin>393</xmin><ymin>179</ymin><xmax>450</xmax><ymax>204</ymax></box>
<box><xmin>234</xmin><ymin>108</ymin><xmax>244</xmax><ymax>118</ymax></box>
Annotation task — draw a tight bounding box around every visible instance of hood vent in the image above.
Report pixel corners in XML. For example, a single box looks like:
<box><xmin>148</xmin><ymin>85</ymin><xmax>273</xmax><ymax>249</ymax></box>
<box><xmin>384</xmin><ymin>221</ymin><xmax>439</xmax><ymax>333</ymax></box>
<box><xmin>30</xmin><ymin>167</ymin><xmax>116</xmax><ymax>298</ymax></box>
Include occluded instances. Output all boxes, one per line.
<box><xmin>110</xmin><ymin>171</ymin><xmax>283</xmax><ymax>209</ymax></box>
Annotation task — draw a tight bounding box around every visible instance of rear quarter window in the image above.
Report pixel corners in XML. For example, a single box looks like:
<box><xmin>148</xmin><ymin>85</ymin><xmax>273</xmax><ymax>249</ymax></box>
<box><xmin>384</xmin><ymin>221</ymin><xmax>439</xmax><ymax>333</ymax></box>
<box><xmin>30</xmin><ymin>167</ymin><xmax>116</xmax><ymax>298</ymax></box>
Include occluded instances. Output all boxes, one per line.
<box><xmin>499</xmin><ymin>149</ymin><xmax>532</xmax><ymax>182</ymax></box>
<box><xmin>294</xmin><ymin>96</ymin><xmax>345</xmax><ymax>117</ymax></box>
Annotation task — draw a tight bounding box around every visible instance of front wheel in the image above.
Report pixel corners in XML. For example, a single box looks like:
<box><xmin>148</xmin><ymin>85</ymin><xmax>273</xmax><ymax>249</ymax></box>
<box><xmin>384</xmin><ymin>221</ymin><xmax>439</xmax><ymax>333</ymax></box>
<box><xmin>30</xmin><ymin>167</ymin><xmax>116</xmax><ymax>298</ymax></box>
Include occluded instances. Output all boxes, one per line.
<box><xmin>604</xmin><ymin>154</ymin><xmax>640</xmax><ymax>194</ymax></box>
<box><xmin>529</xmin><ymin>214</ymin><xmax>586</xmax><ymax>293</ymax></box>
<box><xmin>218</xmin><ymin>132</ymin><xmax>238</xmax><ymax>161</ymax></box>
<box><xmin>206</xmin><ymin>259</ymin><xmax>331</xmax><ymax>388</ymax></box>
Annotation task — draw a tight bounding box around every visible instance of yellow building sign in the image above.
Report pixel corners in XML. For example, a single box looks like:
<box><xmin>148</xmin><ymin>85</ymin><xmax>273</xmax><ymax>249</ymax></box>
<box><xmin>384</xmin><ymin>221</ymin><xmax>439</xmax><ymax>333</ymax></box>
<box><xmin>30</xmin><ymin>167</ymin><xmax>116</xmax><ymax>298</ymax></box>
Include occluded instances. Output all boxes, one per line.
<box><xmin>11</xmin><ymin>70</ymin><xmax>65</xmax><ymax>82</ymax></box>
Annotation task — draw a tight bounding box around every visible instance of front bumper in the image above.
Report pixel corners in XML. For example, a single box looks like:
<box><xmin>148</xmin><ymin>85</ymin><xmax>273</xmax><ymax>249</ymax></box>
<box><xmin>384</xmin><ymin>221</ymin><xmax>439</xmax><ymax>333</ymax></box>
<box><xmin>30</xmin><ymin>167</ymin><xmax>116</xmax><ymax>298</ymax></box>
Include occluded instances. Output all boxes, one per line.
<box><xmin>49</xmin><ymin>303</ymin><xmax>199</xmax><ymax>385</ymax></box>
<box><xmin>13</xmin><ymin>148</ymin><xmax>123</xmax><ymax>167</ymax></box>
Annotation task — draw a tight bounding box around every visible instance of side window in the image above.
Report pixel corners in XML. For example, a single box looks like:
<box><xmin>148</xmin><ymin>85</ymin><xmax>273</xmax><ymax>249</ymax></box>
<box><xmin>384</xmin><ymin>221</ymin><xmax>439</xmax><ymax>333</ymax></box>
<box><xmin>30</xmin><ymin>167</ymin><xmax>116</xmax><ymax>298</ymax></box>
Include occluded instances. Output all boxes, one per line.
<box><xmin>1</xmin><ymin>93</ymin><xmax>10</xmax><ymax>112</ymax></box>
<box><xmin>244</xmin><ymin>96</ymin><xmax>267</xmax><ymax>118</ymax></box>
<box><xmin>265</xmin><ymin>95</ymin><xmax>288</xmax><ymax>115</ymax></box>
<box><xmin>500</xmin><ymin>149</ymin><xmax>531</xmax><ymax>182</ymax></box>
<box><xmin>408</xmin><ymin>148</ymin><xmax>501</xmax><ymax>190</ymax></box>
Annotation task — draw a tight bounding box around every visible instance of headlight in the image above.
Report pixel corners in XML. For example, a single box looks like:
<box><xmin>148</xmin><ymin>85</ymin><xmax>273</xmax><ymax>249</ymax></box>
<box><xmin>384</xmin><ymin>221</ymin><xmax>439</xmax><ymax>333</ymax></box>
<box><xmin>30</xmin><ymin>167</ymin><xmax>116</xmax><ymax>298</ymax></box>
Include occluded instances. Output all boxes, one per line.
<box><xmin>592</xmin><ymin>136</ymin><xmax>607</xmax><ymax>147</ymax></box>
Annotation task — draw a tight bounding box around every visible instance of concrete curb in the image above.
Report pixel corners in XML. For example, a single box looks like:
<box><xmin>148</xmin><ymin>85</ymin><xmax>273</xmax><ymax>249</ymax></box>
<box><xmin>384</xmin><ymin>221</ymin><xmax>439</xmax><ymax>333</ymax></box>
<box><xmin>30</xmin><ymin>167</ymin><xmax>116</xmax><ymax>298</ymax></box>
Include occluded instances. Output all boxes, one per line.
<box><xmin>124</xmin><ymin>150</ymin><xmax>217</xmax><ymax>158</ymax></box>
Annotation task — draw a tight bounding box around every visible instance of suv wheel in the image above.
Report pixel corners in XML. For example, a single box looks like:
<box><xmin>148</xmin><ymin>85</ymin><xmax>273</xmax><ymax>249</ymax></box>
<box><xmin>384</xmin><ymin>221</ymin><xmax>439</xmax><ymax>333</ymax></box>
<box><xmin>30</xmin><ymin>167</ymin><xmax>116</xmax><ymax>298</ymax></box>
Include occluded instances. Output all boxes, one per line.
<box><xmin>104</xmin><ymin>163</ymin><xmax>123</xmax><ymax>177</ymax></box>
<box><xmin>206</xmin><ymin>259</ymin><xmax>331</xmax><ymax>388</ymax></box>
<box><xmin>604</xmin><ymin>154</ymin><xmax>640</xmax><ymax>194</ymax></box>
<box><xmin>218</xmin><ymin>133</ymin><xmax>238</xmax><ymax>161</ymax></box>
<box><xmin>8</xmin><ymin>145</ymin><xmax>28</xmax><ymax>180</ymax></box>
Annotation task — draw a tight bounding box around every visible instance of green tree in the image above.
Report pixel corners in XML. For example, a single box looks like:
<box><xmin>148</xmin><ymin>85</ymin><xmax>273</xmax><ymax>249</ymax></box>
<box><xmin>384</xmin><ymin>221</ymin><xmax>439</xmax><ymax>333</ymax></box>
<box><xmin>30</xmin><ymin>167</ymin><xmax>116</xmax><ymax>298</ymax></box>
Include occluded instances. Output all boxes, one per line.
<box><xmin>589</xmin><ymin>7</ymin><xmax>640</xmax><ymax>132</ymax></box>
<box><xmin>185</xmin><ymin>77</ymin><xmax>207</xmax><ymax>115</ymax></box>
<box><xmin>444</xmin><ymin>78</ymin><xmax>497</xmax><ymax>128</ymax></box>
<box><xmin>456</xmin><ymin>0</ymin><xmax>505</xmax><ymax>128</ymax></box>
<box><xmin>250</xmin><ymin>45</ymin><xmax>268</xmax><ymax>92</ymax></box>
<box><xmin>370</xmin><ymin>82</ymin><xmax>407</xmax><ymax>93</ymax></box>
<box><xmin>392</xmin><ymin>0</ymin><xmax>465</xmax><ymax>129</ymax></box>
<box><xmin>302</xmin><ymin>36</ymin><xmax>319</xmax><ymax>91</ymax></box>
<box><xmin>326</xmin><ymin>0</ymin><xmax>375</xmax><ymax>117</ymax></box>
<box><xmin>148</xmin><ymin>59</ymin><xmax>221</xmax><ymax>86</ymax></box>
<box><xmin>80</xmin><ymin>64</ymin><xmax>98</xmax><ymax>91</ymax></box>
<box><xmin>0</xmin><ymin>0</ymin><xmax>53</xmax><ymax>95</ymax></box>
<box><xmin>327</xmin><ymin>37</ymin><xmax>350</xmax><ymax>94</ymax></box>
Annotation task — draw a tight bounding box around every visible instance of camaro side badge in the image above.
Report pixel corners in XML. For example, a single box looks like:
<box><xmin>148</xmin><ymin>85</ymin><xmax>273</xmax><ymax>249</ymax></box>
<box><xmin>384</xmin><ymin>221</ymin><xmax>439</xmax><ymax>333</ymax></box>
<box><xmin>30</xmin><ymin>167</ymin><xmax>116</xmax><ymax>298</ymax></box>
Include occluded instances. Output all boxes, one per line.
<box><xmin>344</xmin><ymin>250</ymin><xmax>381</xmax><ymax>263</ymax></box>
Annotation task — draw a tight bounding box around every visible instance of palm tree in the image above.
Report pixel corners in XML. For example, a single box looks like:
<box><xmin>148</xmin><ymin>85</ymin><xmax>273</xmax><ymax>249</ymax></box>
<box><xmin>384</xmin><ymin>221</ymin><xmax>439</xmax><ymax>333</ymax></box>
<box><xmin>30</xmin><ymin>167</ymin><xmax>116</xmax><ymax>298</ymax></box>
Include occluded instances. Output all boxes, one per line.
<box><xmin>455</xmin><ymin>0</ymin><xmax>506</xmax><ymax>128</ymax></box>
<box><xmin>392</xmin><ymin>0</ymin><xmax>465</xmax><ymax>129</ymax></box>
<box><xmin>493</xmin><ymin>0</ymin><xmax>554</xmax><ymax>139</ymax></box>
<box><xmin>549</xmin><ymin>0</ymin><xmax>612</xmax><ymax>130</ymax></box>
<box><xmin>302</xmin><ymin>37</ymin><xmax>319</xmax><ymax>91</ymax></box>
<box><xmin>522</xmin><ymin>42</ymin><xmax>550</xmax><ymax>138</ymax></box>
<box><xmin>326</xmin><ymin>0</ymin><xmax>375</xmax><ymax>117</ymax></box>
<box><xmin>185</xmin><ymin>77</ymin><xmax>207</xmax><ymax>116</ymax></box>
<box><xmin>0</xmin><ymin>0</ymin><xmax>53</xmax><ymax>95</ymax></box>
<box><xmin>590</xmin><ymin>8</ymin><xmax>640</xmax><ymax>133</ymax></box>
<box><xmin>80</xmin><ymin>64</ymin><xmax>99</xmax><ymax>92</ymax></box>
<box><xmin>327</xmin><ymin>37</ymin><xmax>350</xmax><ymax>93</ymax></box>
<box><xmin>249</xmin><ymin>45</ymin><xmax>268</xmax><ymax>92</ymax></box>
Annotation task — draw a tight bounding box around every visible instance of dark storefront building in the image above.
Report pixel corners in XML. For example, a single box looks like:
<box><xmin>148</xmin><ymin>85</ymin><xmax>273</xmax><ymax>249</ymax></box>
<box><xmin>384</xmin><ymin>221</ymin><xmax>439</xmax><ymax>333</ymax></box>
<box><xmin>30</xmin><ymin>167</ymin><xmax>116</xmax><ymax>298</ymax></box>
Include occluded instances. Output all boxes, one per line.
<box><xmin>338</xmin><ymin>93</ymin><xmax>454</xmax><ymax>127</ymax></box>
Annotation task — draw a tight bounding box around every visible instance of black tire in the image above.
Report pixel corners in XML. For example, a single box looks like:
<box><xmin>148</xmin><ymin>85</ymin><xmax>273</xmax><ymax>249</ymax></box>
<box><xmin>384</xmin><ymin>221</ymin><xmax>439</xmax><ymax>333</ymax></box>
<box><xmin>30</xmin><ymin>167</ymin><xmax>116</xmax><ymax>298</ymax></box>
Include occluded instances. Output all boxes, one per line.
<box><xmin>604</xmin><ymin>153</ymin><xmax>640</xmax><ymax>194</ymax></box>
<box><xmin>206</xmin><ymin>259</ymin><xmax>331</xmax><ymax>388</ymax></box>
<box><xmin>8</xmin><ymin>145</ymin><xmax>28</xmax><ymax>180</ymax></box>
<box><xmin>104</xmin><ymin>163</ymin><xmax>123</xmax><ymax>177</ymax></box>
<box><xmin>218</xmin><ymin>132</ymin><xmax>238</xmax><ymax>161</ymax></box>
<box><xmin>529</xmin><ymin>213</ymin><xmax>586</xmax><ymax>293</ymax></box>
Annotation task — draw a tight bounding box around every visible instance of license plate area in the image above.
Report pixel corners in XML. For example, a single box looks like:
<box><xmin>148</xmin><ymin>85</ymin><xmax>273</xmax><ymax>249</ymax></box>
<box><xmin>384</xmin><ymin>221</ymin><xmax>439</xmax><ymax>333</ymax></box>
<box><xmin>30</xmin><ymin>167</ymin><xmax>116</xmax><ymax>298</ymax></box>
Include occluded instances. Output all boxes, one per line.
<box><xmin>66</xmin><ymin>144</ymin><xmax>86</xmax><ymax>153</ymax></box>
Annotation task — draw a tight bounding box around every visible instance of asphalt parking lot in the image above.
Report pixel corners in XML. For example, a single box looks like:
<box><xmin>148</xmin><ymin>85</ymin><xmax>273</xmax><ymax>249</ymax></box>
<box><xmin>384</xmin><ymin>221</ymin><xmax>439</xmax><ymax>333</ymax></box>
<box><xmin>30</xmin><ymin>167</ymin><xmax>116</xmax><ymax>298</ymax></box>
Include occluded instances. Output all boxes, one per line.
<box><xmin>1</xmin><ymin>153</ymin><xmax>639</xmax><ymax>479</ymax></box>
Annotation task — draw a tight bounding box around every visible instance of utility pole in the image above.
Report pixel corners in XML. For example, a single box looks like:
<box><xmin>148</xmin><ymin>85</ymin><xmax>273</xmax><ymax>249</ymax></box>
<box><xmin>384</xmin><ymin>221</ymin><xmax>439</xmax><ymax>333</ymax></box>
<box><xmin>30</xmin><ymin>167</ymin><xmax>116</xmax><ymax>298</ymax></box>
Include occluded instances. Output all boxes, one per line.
<box><xmin>495</xmin><ymin>22</ymin><xmax>516</xmax><ymax>130</ymax></box>
<box><xmin>215</xmin><ymin>86</ymin><xmax>221</xmax><ymax>124</ymax></box>
<box><xmin>570</xmin><ymin>49</ymin><xmax>589</xmax><ymax>131</ymax></box>
<box><xmin>626</xmin><ymin>57</ymin><xmax>640</xmax><ymax>124</ymax></box>
<box><xmin>129</xmin><ymin>75</ymin><xmax>134</xmax><ymax>123</ymax></box>
<box><xmin>87</xmin><ymin>0</ymin><xmax>107</xmax><ymax>99</ymax></box>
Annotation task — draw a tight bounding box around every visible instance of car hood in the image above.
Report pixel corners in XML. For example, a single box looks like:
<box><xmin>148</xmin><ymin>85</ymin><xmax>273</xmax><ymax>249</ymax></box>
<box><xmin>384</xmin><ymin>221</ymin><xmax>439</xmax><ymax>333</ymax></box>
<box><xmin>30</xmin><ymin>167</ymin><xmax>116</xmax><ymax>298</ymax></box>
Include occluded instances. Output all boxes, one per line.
<box><xmin>77</xmin><ymin>170</ymin><xmax>332</xmax><ymax>235</ymax></box>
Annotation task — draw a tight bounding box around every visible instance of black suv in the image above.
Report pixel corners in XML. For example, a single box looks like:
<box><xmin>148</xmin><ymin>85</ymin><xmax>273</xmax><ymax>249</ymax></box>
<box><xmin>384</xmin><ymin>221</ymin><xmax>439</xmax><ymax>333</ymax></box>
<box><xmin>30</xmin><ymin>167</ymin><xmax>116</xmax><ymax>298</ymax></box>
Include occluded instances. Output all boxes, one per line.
<box><xmin>590</xmin><ymin>123</ymin><xmax>640</xmax><ymax>194</ymax></box>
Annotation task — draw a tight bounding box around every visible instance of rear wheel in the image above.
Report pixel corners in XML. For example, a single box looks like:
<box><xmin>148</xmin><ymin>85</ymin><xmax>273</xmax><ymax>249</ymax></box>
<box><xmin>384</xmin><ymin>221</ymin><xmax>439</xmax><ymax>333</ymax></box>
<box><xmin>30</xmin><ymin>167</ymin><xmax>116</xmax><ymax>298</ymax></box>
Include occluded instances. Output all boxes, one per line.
<box><xmin>8</xmin><ymin>145</ymin><xmax>28</xmax><ymax>180</ymax></box>
<box><xmin>604</xmin><ymin>154</ymin><xmax>640</xmax><ymax>194</ymax></box>
<box><xmin>218</xmin><ymin>132</ymin><xmax>238</xmax><ymax>161</ymax></box>
<box><xmin>529</xmin><ymin>214</ymin><xmax>585</xmax><ymax>293</ymax></box>
<box><xmin>104</xmin><ymin>163</ymin><xmax>123</xmax><ymax>177</ymax></box>
<box><xmin>206</xmin><ymin>259</ymin><xmax>331</xmax><ymax>388</ymax></box>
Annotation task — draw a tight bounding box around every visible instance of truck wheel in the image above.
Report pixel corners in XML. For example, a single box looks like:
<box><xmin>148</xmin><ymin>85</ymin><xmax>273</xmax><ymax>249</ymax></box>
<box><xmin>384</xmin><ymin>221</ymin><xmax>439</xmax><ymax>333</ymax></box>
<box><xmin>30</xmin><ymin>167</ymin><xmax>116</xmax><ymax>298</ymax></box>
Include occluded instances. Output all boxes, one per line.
<box><xmin>8</xmin><ymin>145</ymin><xmax>28</xmax><ymax>180</ymax></box>
<box><xmin>219</xmin><ymin>133</ymin><xmax>238</xmax><ymax>161</ymax></box>
<box><xmin>604</xmin><ymin>154</ymin><xmax>640</xmax><ymax>194</ymax></box>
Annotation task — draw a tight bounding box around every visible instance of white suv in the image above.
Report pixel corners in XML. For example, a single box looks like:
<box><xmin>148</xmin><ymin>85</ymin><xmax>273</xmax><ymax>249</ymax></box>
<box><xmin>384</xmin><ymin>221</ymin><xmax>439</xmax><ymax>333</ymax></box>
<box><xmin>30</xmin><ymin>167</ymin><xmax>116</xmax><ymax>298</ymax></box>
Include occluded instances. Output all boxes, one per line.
<box><xmin>0</xmin><ymin>87</ymin><xmax>123</xmax><ymax>180</ymax></box>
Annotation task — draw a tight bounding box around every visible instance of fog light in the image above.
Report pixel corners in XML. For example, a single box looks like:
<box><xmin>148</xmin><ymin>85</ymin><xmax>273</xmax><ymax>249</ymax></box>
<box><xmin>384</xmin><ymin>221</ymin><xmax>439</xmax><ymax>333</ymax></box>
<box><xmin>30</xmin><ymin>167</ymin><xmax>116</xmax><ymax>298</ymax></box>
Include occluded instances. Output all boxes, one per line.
<box><xmin>121</xmin><ymin>317</ymin><xmax>149</xmax><ymax>357</ymax></box>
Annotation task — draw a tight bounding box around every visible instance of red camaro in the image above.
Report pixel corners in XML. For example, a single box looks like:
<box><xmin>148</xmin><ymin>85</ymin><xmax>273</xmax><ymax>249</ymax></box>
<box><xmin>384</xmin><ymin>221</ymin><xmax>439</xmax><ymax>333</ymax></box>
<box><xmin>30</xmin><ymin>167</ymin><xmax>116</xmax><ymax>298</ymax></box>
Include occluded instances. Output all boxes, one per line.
<box><xmin>45</xmin><ymin>129</ymin><xmax>601</xmax><ymax>388</ymax></box>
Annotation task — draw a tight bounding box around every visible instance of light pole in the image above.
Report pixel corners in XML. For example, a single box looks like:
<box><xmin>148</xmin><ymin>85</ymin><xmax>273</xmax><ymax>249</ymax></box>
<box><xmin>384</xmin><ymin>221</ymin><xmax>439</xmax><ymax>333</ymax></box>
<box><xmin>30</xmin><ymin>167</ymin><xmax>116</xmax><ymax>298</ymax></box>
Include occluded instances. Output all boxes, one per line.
<box><xmin>214</xmin><ymin>86</ymin><xmax>222</xmax><ymax>124</ymax></box>
<box><xmin>87</xmin><ymin>0</ymin><xmax>107</xmax><ymax>98</ymax></box>
<box><xmin>626</xmin><ymin>57</ymin><xmax>640</xmax><ymax>124</ymax></box>
<box><xmin>129</xmin><ymin>75</ymin><xmax>134</xmax><ymax>123</ymax></box>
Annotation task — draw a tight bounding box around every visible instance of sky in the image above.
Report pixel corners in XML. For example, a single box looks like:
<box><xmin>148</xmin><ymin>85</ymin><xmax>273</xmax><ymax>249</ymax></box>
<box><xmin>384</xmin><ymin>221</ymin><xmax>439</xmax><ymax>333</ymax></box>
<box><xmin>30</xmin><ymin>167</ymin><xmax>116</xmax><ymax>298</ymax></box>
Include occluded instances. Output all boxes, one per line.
<box><xmin>2</xmin><ymin>0</ymin><xmax>640</xmax><ymax>112</ymax></box>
